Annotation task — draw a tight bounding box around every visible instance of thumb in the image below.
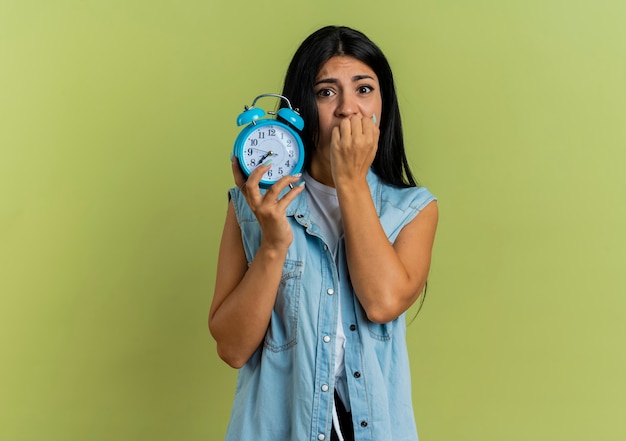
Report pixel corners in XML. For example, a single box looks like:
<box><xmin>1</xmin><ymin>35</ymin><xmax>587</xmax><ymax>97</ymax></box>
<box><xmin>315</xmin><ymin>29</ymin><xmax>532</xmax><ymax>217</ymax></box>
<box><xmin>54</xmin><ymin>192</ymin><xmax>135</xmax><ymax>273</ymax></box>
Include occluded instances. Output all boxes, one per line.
<box><xmin>231</xmin><ymin>157</ymin><xmax>247</xmax><ymax>188</ymax></box>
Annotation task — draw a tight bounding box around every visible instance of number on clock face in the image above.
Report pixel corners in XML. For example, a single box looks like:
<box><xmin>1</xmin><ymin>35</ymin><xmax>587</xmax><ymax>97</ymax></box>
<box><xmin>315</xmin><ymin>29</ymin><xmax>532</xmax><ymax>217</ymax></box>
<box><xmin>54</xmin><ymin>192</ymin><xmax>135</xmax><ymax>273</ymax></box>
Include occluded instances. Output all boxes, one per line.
<box><xmin>244</xmin><ymin>124</ymin><xmax>300</xmax><ymax>181</ymax></box>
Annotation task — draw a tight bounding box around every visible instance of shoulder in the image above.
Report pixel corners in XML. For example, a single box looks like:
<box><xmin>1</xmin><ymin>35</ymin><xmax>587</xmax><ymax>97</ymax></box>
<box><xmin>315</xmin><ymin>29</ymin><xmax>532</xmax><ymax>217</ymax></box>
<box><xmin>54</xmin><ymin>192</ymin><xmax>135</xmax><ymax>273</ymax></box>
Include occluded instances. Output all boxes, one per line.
<box><xmin>380</xmin><ymin>183</ymin><xmax>437</xmax><ymax>212</ymax></box>
<box><xmin>369</xmin><ymin>173</ymin><xmax>437</xmax><ymax>241</ymax></box>
<box><xmin>368</xmin><ymin>170</ymin><xmax>437</xmax><ymax>213</ymax></box>
<box><xmin>228</xmin><ymin>187</ymin><xmax>261</xmax><ymax>223</ymax></box>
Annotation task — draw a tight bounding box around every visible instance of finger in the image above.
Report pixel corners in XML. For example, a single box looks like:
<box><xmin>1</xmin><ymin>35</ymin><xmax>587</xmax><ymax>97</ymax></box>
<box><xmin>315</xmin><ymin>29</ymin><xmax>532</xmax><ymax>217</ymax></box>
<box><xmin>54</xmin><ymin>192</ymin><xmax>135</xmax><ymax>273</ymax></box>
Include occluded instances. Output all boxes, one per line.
<box><xmin>231</xmin><ymin>157</ymin><xmax>246</xmax><ymax>188</ymax></box>
<box><xmin>339</xmin><ymin>118</ymin><xmax>352</xmax><ymax>146</ymax></box>
<box><xmin>277</xmin><ymin>180</ymin><xmax>306</xmax><ymax>209</ymax></box>
<box><xmin>370</xmin><ymin>114</ymin><xmax>381</xmax><ymax>148</ymax></box>
<box><xmin>350</xmin><ymin>115</ymin><xmax>364</xmax><ymax>136</ymax></box>
<box><xmin>247</xmin><ymin>161</ymin><xmax>272</xmax><ymax>184</ymax></box>
<box><xmin>361</xmin><ymin>115</ymin><xmax>377</xmax><ymax>146</ymax></box>
<box><xmin>331</xmin><ymin>126</ymin><xmax>341</xmax><ymax>150</ymax></box>
<box><xmin>362</xmin><ymin>114</ymin><xmax>375</xmax><ymax>132</ymax></box>
<box><xmin>264</xmin><ymin>172</ymin><xmax>302</xmax><ymax>203</ymax></box>
<box><xmin>242</xmin><ymin>162</ymin><xmax>271</xmax><ymax>202</ymax></box>
<box><xmin>269</xmin><ymin>174</ymin><xmax>305</xmax><ymax>210</ymax></box>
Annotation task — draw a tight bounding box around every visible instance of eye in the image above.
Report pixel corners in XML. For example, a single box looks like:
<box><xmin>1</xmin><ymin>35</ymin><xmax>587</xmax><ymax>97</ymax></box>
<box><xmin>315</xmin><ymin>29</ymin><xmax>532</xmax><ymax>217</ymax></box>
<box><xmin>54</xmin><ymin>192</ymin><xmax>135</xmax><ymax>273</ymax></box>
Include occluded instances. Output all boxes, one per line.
<box><xmin>316</xmin><ymin>88</ymin><xmax>335</xmax><ymax>98</ymax></box>
<box><xmin>357</xmin><ymin>85</ymin><xmax>373</xmax><ymax>94</ymax></box>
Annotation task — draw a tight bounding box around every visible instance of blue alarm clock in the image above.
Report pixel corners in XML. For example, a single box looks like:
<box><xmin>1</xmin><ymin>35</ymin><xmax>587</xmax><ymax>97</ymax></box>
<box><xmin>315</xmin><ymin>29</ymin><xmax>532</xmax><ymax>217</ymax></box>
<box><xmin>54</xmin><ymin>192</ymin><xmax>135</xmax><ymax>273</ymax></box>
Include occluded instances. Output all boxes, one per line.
<box><xmin>233</xmin><ymin>93</ymin><xmax>305</xmax><ymax>188</ymax></box>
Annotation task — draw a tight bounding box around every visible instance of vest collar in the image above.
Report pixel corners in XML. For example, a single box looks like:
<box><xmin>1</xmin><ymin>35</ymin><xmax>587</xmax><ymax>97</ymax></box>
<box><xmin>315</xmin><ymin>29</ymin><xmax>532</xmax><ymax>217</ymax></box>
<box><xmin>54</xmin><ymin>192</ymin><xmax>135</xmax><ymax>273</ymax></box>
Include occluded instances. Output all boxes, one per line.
<box><xmin>286</xmin><ymin>169</ymin><xmax>382</xmax><ymax>219</ymax></box>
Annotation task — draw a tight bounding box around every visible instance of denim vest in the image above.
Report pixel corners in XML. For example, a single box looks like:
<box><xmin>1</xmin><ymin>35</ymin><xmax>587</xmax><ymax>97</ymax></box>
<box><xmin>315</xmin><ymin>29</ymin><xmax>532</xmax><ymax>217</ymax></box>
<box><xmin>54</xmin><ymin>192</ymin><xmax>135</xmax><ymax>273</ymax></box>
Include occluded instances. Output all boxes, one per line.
<box><xmin>225</xmin><ymin>170</ymin><xmax>436</xmax><ymax>441</ymax></box>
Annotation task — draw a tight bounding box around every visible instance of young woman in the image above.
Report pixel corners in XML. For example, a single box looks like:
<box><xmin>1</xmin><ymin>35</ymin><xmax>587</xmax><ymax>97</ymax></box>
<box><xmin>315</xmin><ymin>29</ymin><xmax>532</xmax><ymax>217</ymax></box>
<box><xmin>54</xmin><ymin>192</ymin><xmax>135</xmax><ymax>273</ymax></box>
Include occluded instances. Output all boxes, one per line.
<box><xmin>209</xmin><ymin>26</ymin><xmax>438</xmax><ymax>441</ymax></box>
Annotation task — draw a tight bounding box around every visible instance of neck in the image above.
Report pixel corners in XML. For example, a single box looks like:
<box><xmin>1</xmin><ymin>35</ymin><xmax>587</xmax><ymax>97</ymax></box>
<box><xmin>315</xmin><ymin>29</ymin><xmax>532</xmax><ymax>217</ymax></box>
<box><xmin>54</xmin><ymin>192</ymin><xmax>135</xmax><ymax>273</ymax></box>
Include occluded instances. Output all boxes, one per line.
<box><xmin>308</xmin><ymin>151</ymin><xmax>335</xmax><ymax>187</ymax></box>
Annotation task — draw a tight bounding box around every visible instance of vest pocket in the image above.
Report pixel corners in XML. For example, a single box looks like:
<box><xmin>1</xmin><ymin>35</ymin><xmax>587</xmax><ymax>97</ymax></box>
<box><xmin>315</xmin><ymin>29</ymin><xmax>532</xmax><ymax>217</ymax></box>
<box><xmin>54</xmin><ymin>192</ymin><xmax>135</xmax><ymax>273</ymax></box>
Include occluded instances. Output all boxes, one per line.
<box><xmin>367</xmin><ymin>321</ymin><xmax>393</xmax><ymax>341</ymax></box>
<box><xmin>263</xmin><ymin>259</ymin><xmax>303</xmax><ymax>352</ymax></box>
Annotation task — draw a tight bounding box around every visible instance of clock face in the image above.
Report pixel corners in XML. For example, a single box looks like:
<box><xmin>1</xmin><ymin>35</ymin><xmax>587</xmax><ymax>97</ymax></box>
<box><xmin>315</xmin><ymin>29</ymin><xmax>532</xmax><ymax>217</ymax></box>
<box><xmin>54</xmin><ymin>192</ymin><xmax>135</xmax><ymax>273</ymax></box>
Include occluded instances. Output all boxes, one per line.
<box><xmin>239</xmin><ymin>122</ymin><xmax>303</xmax><ymax>186</ymax></box>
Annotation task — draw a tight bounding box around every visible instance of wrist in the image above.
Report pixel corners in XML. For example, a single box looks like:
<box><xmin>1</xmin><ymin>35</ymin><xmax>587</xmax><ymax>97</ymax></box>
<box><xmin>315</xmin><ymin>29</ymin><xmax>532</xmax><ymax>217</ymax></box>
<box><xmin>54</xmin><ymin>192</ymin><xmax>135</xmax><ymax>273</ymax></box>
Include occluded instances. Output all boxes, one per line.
<box><xmin>334</xmin><ymin>175</ymin><xmax>370</xmax><ymax>197</ymax></box>
<box><xmin>257</xmin><ymin>240</ymin><xmax>290</xmax><ymax>261</ymax></box>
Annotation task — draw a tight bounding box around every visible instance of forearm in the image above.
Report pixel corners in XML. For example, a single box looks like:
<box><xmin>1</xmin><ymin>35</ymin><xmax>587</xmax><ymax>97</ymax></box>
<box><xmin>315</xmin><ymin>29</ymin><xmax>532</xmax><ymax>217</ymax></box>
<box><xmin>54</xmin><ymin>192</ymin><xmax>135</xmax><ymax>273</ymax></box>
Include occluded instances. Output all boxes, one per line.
<box><xmin>337</xmin><ymin>181</ymin><xmax>420</xmax><ymax>323</ymax></box>
<box><xmin>210</xmin><ymin>243</ymin><xmax>288</xmax><ymax>368</ymax></box>
<box><xmin>210</xmin><ymin>168</ymin><xmax>304</xmax><ymax>368</ymax></box>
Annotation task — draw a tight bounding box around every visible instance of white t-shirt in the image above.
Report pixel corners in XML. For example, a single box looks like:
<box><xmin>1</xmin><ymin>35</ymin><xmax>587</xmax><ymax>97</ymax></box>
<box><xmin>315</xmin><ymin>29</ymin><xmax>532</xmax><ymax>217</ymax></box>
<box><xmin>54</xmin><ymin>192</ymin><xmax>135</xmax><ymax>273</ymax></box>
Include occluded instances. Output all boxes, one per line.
<box><xmin>303</xmin><ymin>173</ymin><xmax>350</xmax><ymax>409</ymax></box>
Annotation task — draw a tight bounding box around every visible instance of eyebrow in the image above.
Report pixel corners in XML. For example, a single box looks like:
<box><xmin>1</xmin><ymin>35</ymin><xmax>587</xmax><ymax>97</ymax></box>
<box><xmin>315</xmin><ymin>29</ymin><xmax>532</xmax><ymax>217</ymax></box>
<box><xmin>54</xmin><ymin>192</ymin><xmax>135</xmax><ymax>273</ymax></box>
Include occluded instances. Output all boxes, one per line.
<box><xmin>314</xmin><ymin>74</ymin><xmax>375</xmax><ymax>86</ymax></box>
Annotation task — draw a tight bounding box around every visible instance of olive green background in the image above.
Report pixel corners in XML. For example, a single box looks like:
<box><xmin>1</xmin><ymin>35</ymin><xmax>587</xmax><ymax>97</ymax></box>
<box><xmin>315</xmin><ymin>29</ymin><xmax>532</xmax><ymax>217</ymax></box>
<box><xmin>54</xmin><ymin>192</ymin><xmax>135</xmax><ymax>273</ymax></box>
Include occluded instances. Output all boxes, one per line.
<box><xmin>1</xmin><ymin>0</ymin><xmax>625</xmax><ymax>440</ymax></box>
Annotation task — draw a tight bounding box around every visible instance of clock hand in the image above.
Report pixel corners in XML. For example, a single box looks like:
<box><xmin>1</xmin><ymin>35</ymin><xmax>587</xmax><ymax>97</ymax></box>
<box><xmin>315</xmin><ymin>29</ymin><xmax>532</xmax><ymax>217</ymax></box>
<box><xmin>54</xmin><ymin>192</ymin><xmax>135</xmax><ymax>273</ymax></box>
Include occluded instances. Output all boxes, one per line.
<box><xmin>258</xmin><ymin>150</ymin><xmax>274</xmax><ymax>164</ymax></box>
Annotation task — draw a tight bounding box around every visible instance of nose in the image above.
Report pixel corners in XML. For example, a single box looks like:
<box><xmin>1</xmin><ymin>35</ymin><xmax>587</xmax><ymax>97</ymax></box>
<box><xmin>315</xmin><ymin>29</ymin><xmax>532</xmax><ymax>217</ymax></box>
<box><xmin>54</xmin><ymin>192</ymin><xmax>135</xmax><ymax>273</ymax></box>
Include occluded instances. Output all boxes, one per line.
<box><xmin>335</xmin><ymin>94</ymin><xmax>359</xmax><ymax>118</ymax></box>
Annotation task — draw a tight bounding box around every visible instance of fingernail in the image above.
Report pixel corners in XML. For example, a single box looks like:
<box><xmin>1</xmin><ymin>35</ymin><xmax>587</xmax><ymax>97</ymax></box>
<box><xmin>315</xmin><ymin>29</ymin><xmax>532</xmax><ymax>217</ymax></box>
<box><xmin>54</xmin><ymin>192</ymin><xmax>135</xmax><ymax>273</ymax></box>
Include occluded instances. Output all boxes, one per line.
<box><xmin>372</xmin><ymin>113</ymin><xmax>377</xmax><ymax>124</ymax></box>
<box><xmin>297</xmin><ymin>181</ymin><xmax>305</xmax><ymax>187</ymax></box>
<box><xmin>263</xmin><ymin>159</ymin><xmax>273</xmax><ymax>166</ymax></box>
<box><xmin>230</xmin><ymin>153</ymin><xmax>235</xmax><ymax>161</ymax></box>
<box><xmin>292</xmin><ymin>173</ymin><xmax>302</xmax><ymax>178</ymax></box>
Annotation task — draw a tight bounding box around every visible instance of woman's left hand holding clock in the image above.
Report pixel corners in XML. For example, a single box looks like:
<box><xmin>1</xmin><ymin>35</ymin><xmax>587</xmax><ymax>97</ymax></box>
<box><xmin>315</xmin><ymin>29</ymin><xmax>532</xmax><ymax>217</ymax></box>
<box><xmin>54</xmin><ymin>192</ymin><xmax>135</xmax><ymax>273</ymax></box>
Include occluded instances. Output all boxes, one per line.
<box><xmin>232</xmin><ymin>158</ymin><xmax>305</xmax><ymax>252</ymax></box>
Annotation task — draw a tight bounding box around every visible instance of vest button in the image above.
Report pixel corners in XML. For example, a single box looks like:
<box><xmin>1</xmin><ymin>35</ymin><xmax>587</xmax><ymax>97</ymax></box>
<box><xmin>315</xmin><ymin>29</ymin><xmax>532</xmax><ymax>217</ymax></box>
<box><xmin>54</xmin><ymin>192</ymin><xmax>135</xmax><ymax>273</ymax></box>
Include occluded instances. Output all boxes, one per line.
<box><xmin>361</xmin><ymin>421</ymin><xmax>368</xmax><ymax>428</ymax></box>
<box><xmin>349</xmin><ymin>324</ymin><xmax>356</xmax><ymax>331</ymax></box>
<box><xmin>353</xmin><ymin>371</ymin><xmax>361</xmax><ymax>378</ymax></box>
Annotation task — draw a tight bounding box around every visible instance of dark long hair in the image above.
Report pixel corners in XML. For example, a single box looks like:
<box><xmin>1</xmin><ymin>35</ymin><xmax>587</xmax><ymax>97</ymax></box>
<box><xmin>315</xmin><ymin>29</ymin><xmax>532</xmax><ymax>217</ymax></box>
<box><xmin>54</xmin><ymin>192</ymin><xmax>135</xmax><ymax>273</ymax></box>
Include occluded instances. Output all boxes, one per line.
<box><xmin>281</xmin><ymin>26</ymin><xmax>417</xmax><ymax>188</ymax></box>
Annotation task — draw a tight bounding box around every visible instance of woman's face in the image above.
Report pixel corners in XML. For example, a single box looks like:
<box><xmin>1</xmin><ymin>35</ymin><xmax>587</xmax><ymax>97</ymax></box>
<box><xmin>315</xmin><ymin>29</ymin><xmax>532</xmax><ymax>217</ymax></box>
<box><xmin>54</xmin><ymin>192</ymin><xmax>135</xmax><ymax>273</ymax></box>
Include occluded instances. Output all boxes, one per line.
<box><xmin>313</xmin><ymin>56</ymin><xmax>382</xmax><ymax>156</ymax></box>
